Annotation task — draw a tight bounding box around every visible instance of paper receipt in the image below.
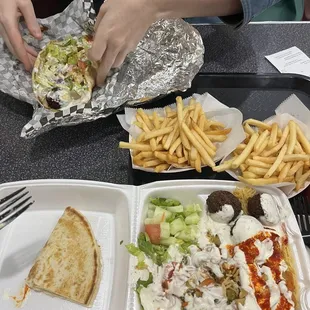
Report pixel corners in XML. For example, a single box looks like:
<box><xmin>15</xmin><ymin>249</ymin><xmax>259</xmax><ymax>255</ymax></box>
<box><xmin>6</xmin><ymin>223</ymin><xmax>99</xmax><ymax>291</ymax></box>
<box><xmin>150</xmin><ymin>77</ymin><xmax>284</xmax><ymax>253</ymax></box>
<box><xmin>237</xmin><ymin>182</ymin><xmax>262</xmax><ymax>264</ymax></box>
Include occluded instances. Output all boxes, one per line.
<box><xmin>265</xmin><ymin>46</ymin><xmax>310</xmax><ymax>77</ymax></box>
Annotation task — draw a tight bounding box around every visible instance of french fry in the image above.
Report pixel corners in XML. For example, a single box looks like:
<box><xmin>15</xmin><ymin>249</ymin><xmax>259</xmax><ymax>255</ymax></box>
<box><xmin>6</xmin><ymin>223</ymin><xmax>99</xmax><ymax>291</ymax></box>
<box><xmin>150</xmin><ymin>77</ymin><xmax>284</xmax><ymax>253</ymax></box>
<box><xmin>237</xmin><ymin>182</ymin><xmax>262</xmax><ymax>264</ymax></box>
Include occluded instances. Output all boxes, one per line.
<box><xmin>154</xmin><ymin>151</ymin><xmax>169</xmax><ymax>162</ymax></box>
<box><xmin>133</xmin><ymin>151</ymin><xmax>153</xmax><ymax>160</ymax></box>
<box><xmin>243</xmin><ymin>171</ymin><xmax>259</xmax><ymax>179</ymax></box>
<box><xmin>252</xmin><ymin>156</ymin><xmax>277</xmax><ymax>164</ymax></box>
<box><xmin>244</xmin><ymin>123</ymin><xmax>255</xmax><ymax>135</ymax></box>
<box><xmin>232</xmin><ymin>133</ymin><xmax>259</xmax><ymax>169</ymax></box>
<box><xmin>137</xmin><ymin>109</ymin><xmax>154</xmax><ymax>130</ymax></box>
<box><xmin>264</xmin><ymin>144</ymin><xmax>288</xmax><ymax>178</ymax></box>
<box><xmin>208</xmin><ymin>120</ymin><xmax>225</xmax><ymax>128</ymax></box>
<box><xmin>169</xmin><ymin>137</ymin><xmax>182</xmax><ymax>155</ymax></box>
<box><xmin>156</xmin><ymin>118</ymin><xmax>169</xmax><ymax>143</ymax></box>
<box><xmin>288</xmin><ymin>161</ymin><xmax>304</xmax><ymax>177</ymax></box>
<box><xmin>176</xmin><ymin>144</ymin><xmax>183</xmax><ymax>158</ymax></box>
<box><xmin>240</xmin><ymin>164</ymin><xmax>248</xmax><ymax>173</ymax></box>
<box><xmin>236</xmin><ymin>144</ymin><xmax>247</xmax><ymax>151</ymax></box>
<box><xmin>162</xmin><ymin>134</ymin><xmax>168</xmax><ymax>146</ymax></box>
<box><xmin>178</xmin><ymin>157</ymin><xmax>188</xmax><ymax>164</ymax></box>
<box><xmin>296</xmin><ymin>170</ymin><xmax>310</xmax><ymax>191</ymax></box>
<box><xmin>195</xmin><ymin>154</ymin><xmax>202</xmax><ymax>173</ymax></box>
<box><xmin>239</xmin><ymin>176</ymin><xmax>279</xmax><ymax>186</ymax></box>
<box><xmin>263</xmin><ymin>125</ymin><xmax>289</xmax><ymax>157</ymax></box>
<box><xmin>283</xmin><ymin>154</ymin><xmax>310</xmax><ymax>162</ymax></box>
<box><xmin>190</xmin><ymin>145</ymin><xmax>198</xmax><ymax>161</ymax></box>
<box><xmin>168</xmin><ymin>154</ymin><xmax>178</xmax><ymax>163</ymax></box>
<box><xmin>152</xmin><ymin>111</ymin><xmax>160</xmax><ymax>129</ymax></box>
<box><xmin>183</xmin><ymin>147</ymin><xmax>189</xmax><ymax>160</ymax></box>
<box><xmin>191</xmin><ymin>131</ymin><xmax>216</xmax><ymax>158</ymax></box>
<box><xmin>245</xmin><ymin>159</ymin><xmax>272</xmax><ymax>169</ymax></box>
<box><xmin>198</xmin><ymin>114</ymin><xmax>205</xmax><ymax>131</ymax></box>
<box><xmin>206</xmin><ymin>128</ymin><xmax>232</xmax><ymax>136</ymax></box>
<box><xmin>144</xmin><ymin>127</ymin><xmax>173</xmax><ymax>141</ymax></box>
<box><xmin>268</xmin><ymin>123</ymin><xmax>278</xmax><ymax>148</ymax></box>
<box><xmin>254</xmin><ymin>138</ymin><xmax>269</xmax><ymax>156</ymax></box>
<box><xmin>143</xmin><ymin>159</ymin><xmax>163</xmax><ymax>168</ymax></box>
<box><xmin>176</xmin><ymin>96</ymin><xmax>184</xmax><ymax>125</ymax></box>
<box><xmin>167</xmin><ymin>118</ymin><xmax>178</xmax><ymax>127</ymax></box>
<box><xmin>278</xmin><ymin>162</ymin><xmax>292</xmax><ymax>183</ymax></box>
<box><xmin>137</xmin><ymin>132</ymin><xmax>146</xmax><ymax>143</ymax></box>
<box><xmin>212</xmin><ymin>159</ymin><xmax>234</xmax><ymax>172</ymax></box>
<box><xmin>192</xmin><ymin>123</ymin><xmax>217</xmax><ymax>152</ymax></box>
<box><xmin>254</xmin><ymin>130</ymin><xmax>270</xmax><ymax>152</ymax></box>
<box><xmin>283</xmin><ymin>176</ymin><xmax>294</xmax><ymax>183</ymax></box>
<box><xmin>182</xmin><ymin>122</ymin><xmax>215</xmax><ymax>167</ymax></box>
<box><xmin>154</xmin><ymin>164</ymin><xmax>170</xmax><ymax>173</ymax></box>
<box><xmin>295</xmin><ymin>166</ymin><xmax>303</xmax><ymax>183</ymax></box>
<box><xmin>248</xmin><ymin>166</ymin><xmax>271</xmax><ymax>176</ymax></box>
<box><xmin>193</xmin><ymin>102</ymin><xmax>201</xmax><ymax>123</ymax></box>
<box><xmin>166</xmin><ymin>111</ymin><xmax>177</xmax><ymax>118</ymax></box>
<box><xmin>244</xmin><ymin>119</ymin><xmax>272</xmax><ymax>131</ymax></box>
<box><xmin>296</xmin><ymin>123</ymin><xmax>310</xmax><ymax>154</ymax></box>
<box><xmin>119</xmin><ymin>142</ymin><xmax>151</xmax><ymax>151</ymax></box>
<box><xmin>277</xmin><ymin>162</ymin><xmax>286</xmax><ymax>173</ymax></box>
<box><xmin>287</xmin><ymin>120</ymin><xmax>297</xmax><ymax>155</ymax></box>
<box><xmin>164</xmin><ymin>124</ymin><xmax>178</xmax><ymax>150</ymax></box>
<box><xmin>207</xmin><ymin>135</ymin><xmax>227</xmax><ymax>142</ymax></box>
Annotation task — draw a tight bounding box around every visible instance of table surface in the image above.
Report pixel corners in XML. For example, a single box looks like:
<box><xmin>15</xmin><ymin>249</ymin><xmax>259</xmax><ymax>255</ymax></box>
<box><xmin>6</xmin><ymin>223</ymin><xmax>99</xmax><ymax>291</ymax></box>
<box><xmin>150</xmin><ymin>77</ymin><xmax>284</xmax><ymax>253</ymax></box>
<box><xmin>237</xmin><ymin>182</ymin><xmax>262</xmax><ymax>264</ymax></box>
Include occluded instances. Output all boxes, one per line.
<box><xmin>1</xmin><ymin>23</ymin><xmax>310</xmax><ymax>185</ymax></box>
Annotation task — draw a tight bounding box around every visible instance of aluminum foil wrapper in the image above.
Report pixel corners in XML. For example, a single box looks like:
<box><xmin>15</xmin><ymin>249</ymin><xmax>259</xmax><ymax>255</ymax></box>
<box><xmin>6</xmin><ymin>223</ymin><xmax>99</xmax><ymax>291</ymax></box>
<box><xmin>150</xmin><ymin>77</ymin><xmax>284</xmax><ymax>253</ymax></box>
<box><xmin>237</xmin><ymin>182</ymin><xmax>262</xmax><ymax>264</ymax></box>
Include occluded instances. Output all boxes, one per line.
<box><xmin>0</xmin><ymin>0</ymin><xmax>204</xmax><ymax>139</ymax></box>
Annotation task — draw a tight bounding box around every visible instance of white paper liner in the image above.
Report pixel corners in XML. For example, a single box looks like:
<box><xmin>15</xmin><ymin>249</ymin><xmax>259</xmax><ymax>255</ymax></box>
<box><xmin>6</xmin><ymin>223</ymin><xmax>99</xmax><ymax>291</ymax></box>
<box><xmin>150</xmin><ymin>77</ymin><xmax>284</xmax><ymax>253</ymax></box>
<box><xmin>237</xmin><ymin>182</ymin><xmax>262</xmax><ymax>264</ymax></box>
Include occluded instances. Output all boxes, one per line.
<box><xmin>117</xmin><ymin>93</ymin><xmax>245</xmax><ymax>173</ymax></box>
<box><xmin>222</xmin><ymin>94</ymin><xmax>310</xmax><ymax>198</ymax></box>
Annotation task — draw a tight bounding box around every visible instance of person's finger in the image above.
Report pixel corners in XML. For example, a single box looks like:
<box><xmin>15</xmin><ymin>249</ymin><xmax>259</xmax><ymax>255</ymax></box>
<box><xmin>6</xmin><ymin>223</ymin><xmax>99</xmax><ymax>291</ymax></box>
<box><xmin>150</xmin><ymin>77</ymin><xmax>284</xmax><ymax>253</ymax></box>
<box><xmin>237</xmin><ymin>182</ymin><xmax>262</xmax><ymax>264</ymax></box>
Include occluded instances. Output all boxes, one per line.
<box><xmin>18</xmin><ymin>0</ymin><xmax>42</xmax><ymax>39</ymax></box>
<box><xmin>0</xmin><ymin>24</ymin><xmax>16</xmax><ymax>56</ymax></box>
<box><xmin>96</xmin><ymin>45</ymin><xmax>118</xmax><ymax>86</ymax></box>
<box><xmin>88</xmin><ymin>24</ymin><xmax>108</xmax><ymax>62</ymax></box>
<box><xmin>24</xmin><ymin>42</ymin><xmax>38</xmax><ymax>57</ymax></box>
<box><xmin>112</xmin><ymin>49</ymin><xmax>128</xmax><ymax>68</ymax></box>
<box><xmin>94</xmin><ymin>5</ymin><xmax>107</xmax><ymax>32</ymax></box>
<box><xmin>2</xmin><ymin>19</ymin><xmax>31</xmax><ymax>70</ymax></box>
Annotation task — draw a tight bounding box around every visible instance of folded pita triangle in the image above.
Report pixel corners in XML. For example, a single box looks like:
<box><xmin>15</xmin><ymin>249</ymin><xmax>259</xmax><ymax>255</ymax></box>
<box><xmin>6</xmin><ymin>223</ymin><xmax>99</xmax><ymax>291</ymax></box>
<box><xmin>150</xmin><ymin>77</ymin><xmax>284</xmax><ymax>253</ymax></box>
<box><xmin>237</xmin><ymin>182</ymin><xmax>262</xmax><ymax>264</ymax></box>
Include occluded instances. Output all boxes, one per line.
<box><xmin>26</xmin><ymin>207</ymin><xmax>102</xmax><ymax>307</ymax></box>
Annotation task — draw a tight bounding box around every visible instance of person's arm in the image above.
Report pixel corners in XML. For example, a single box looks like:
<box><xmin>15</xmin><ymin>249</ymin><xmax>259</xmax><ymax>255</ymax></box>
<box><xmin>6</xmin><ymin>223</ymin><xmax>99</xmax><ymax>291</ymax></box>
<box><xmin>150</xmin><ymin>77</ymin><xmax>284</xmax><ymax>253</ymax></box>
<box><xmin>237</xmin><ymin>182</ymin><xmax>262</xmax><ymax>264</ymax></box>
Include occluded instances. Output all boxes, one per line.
<box><xmin>88</xmin><ymin>0</ymin><xmax>282</xmax><ymax>85</ymax></box>
<box><xmin>155</xmin><ymin>0</ymin><xmax>242</xmax><ymax>19</ymax></box>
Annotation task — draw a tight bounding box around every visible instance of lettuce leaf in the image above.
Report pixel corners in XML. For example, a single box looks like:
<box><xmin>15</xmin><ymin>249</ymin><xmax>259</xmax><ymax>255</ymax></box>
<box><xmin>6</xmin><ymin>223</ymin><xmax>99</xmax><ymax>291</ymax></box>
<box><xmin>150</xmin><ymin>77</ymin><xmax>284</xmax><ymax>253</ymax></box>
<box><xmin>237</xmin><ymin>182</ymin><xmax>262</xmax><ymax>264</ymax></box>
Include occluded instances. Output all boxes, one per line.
<box><xmin>137</xmin><ymin>233</ymin><xmax>170</xmax><ymax>266</ymax></box>
<box><xmin>149</xmin><ymin>197</ymin><xmax>181</xmax><ymax>207</ymax></box>
<box><xmin>126</xmin><ymin>243</ymin><xmax>147</xmax><ymax>270</ymax></box>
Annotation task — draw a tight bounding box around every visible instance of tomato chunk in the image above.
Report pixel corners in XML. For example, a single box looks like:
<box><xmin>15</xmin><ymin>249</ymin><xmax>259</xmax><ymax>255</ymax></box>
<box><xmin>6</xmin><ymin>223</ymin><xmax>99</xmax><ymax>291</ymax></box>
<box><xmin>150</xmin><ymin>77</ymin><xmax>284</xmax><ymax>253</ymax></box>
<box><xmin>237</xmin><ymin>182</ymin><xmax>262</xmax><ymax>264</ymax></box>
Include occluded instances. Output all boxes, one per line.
<box><xmin>145</xmin><ymin>224</ymin><xmax>161</xmax><ymax>245</ymax></box>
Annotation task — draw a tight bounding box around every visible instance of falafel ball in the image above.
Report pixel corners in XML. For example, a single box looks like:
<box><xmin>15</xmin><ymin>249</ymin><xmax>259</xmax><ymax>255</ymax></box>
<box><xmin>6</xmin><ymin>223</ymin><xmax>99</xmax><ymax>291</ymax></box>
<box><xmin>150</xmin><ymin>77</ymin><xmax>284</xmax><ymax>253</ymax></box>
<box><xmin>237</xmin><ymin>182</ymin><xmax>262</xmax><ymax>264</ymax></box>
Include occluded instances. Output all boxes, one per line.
<box><xmin>247</xmin><ymin>193</ymin><xmax>280</xmax><ymax>226</ymax></box>
<box><xmin>207</xmin><ymin>191</ymin><xmax>242</xmax><ymax>224</ymax></box>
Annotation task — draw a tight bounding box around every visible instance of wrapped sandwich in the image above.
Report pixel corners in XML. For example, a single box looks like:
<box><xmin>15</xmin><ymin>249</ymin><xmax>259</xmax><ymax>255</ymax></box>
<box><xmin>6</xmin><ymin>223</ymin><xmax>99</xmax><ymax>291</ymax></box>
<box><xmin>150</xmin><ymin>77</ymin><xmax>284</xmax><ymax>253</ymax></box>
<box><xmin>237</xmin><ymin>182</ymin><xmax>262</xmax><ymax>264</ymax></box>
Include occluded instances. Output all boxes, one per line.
<box><xmin>32</xmin><ymin>35</ymin><xmax>97</xmax><ymax>110</ymax></box>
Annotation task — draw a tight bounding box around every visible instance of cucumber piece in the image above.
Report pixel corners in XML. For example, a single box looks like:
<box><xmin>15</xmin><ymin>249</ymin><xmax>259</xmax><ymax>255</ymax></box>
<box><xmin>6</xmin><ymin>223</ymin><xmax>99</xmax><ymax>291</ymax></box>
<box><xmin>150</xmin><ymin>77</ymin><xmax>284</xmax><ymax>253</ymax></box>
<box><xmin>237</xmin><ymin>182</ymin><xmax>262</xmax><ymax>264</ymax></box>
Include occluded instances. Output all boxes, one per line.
<box><xmin>154</xmin><ymin>207</ymin><xmax>172</xmax><ymax>221</ymax></box>
<box><xmin>148</xmin><ymin>203</ymin><xmax>157</xmax><ymax>210</ymax></box>
<box><xmin>167</xmin><ymin>205</ymin><xmax>184</xmax><ymax>213</ymax></box>
<box><xmin>160</xmin><ymin>222</ymin><xmax>170</xmax><ymax>239</ymax></box>
<box><xmin>175</xmin><ymin>225</ymin><xmax>198</xmax><ymax>242</ymax></box>
<box><xmin>184</xmin><ymin>204</ymin><xmax>202</xmax><ymax>217</ymax></box>
<box><xmin>185</xmin><ymin>213</ymin><xmax>200</xmax><ymax>225</ymax></box>
<box><xmin>170</xmin><ymin>218</ymin><xmax>186</xmax><ymax>236</ymax></box>
<box><xmin>144</xmin><ymin>215</ymin><xmax>163</xmax><ymax>225</ymax></box>
<box><xmin>160</xmin><ymin>237</ymin><xmax>178</xmax><ymax>246</ymax></box>
<box><xmin>147</xmin><ymin>209</ymin><xmax>155</xmax><ymax>218</ymax></box>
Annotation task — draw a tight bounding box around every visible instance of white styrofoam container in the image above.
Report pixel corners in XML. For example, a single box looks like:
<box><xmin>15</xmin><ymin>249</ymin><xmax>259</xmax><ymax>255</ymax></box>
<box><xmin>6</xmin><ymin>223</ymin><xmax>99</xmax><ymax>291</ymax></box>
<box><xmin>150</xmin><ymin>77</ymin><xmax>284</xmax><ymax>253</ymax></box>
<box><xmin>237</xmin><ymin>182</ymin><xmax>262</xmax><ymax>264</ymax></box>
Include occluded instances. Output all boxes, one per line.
<box><xmin>0</xmin><ymin>179</ymin><xmax>309</xmax><ymax>310</ymax></box>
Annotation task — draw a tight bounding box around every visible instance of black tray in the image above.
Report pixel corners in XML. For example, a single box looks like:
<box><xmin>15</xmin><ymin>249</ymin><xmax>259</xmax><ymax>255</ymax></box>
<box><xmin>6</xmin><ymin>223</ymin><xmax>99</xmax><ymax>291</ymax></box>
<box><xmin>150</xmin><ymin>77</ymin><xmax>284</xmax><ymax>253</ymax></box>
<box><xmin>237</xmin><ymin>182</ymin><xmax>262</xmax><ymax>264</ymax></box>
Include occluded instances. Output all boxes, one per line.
<box><xmin>128</xmin><ymin>73</ymin><xmax>310</xmax><ymax>186</ymax></box>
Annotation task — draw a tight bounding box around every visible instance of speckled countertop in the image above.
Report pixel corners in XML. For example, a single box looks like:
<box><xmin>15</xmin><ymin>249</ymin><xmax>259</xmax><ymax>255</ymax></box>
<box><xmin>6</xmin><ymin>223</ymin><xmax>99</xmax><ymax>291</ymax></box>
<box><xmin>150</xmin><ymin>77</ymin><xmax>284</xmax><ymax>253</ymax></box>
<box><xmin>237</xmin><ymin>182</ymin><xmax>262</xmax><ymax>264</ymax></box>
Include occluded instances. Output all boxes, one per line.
<box><xmin>1</xmin><ymin>23</ymin><xmax>310</xmax><ymax>185</ymax></box>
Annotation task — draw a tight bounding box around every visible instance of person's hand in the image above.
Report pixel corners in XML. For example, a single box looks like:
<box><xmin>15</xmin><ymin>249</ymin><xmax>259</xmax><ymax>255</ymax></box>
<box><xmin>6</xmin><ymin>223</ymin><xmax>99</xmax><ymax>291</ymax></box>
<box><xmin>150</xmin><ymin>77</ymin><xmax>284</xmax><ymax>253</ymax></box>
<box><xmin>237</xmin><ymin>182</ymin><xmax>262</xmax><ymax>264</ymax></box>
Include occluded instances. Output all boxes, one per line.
<box><xmin>88</xmin><ymin>0</ymin><xmax>160</xmax><ymax>86</ymax></box>
<box><xmin>0</xmin><ymin>0</ymin><xmax>42</xmax><ymax>71</ymax></box>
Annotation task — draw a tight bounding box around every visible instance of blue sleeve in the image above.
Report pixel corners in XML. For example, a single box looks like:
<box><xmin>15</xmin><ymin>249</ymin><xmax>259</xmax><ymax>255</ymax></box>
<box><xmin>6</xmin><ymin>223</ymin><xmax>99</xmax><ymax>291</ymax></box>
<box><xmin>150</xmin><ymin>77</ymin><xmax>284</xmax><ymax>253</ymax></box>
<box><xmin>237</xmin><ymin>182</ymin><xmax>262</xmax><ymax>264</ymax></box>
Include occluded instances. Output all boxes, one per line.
<box><xmin>221</xmin><ymin>0</ymin><xmax>282</xmax><ymax>27</ymax></box>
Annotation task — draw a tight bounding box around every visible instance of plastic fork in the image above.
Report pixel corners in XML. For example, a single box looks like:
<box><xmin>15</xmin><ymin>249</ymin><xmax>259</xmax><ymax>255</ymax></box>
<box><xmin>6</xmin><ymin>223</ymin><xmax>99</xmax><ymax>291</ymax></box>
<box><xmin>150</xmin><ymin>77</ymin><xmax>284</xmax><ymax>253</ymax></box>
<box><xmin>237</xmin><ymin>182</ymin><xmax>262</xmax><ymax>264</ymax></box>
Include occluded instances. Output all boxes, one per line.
<box><xmin>291</xmin><ymin>195</ymin><xmax>310</xmax><ymax>245</ymax></box>
<box><xmin>0</xmin><ymin>187</ymin><xmax>34</xmax><ymax>230</ymax></box>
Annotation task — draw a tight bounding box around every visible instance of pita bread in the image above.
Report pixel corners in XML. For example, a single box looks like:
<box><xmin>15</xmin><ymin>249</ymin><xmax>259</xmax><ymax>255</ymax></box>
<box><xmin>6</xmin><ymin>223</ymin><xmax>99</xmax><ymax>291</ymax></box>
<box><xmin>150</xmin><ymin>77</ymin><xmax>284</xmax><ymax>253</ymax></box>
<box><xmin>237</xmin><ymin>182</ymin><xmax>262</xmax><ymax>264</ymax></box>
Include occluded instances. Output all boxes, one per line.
<box><xmin>32</xmin><ymin>35</ymin><xmax>96</xmax><ymax>111</ymax></box>
<box><xmin>26</xmin><ymin>207</ymin><xmax>102</xmax><ymax>307</ymax></box>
